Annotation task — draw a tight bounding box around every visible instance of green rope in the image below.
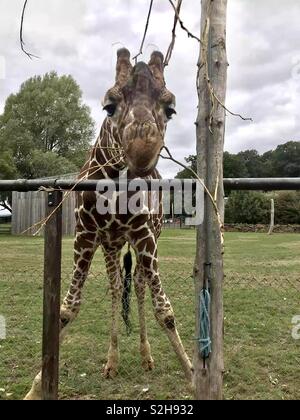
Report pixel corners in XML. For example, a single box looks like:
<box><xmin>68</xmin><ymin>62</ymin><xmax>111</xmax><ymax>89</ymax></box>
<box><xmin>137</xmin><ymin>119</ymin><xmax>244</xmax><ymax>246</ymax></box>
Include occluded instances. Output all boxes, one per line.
<box><xmin>198</xmin><ymin>288</ymin><xmax>212</xmax><ymax>359</ymax></box>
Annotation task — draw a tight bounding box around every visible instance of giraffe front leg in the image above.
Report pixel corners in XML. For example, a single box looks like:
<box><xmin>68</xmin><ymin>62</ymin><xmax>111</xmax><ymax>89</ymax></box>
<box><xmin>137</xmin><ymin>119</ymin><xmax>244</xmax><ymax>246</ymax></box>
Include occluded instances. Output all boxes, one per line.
<box><xmin>102</xmin><ymin>245</ymin><xmax>124</xmax><ymax>379</ymax></box>
<box><xmin>134</xmin><ymin>266</ymin><xmax>154</xmax><ymax>371</ymax></box>
<box><xmin>155</xmin><ymin>302</ymin><xmax>193</xmax><ymax>383</ymax></box>
<box><xmin>133</xmin><ymin>234</ymin><xmax>193</xmax><ymax>384</ymax></box>
<box><xmin>24</xmin><ymin>229</ymin><xmax>99</xmax><ymax>400</ymax></box>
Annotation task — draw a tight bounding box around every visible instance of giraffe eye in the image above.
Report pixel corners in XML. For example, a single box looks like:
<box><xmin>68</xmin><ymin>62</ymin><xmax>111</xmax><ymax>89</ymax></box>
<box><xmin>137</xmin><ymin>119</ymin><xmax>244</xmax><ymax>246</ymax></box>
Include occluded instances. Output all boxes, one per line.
<box><xmin>103</xmin><ymin>104</ymin><xmax>117</xmax><ymax>117</ymax></box>
<box><xmin>165</xmin><ymin>107</ymin><xmax>176</xmax><ymax>120</ymax></box>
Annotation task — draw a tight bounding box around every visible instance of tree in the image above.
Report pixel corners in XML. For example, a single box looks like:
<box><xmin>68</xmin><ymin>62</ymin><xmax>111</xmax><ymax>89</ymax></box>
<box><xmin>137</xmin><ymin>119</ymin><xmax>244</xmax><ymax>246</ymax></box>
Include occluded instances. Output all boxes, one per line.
<box><xmin>26</xmin><ymin>150</ymin><xmax>78</xmax><ymax>179</ymax></box>
<box><xmin>0</xmin><ymin>72</ymin><xmax>95</xmax><ymax>211</ymax></box>
<box><xmin>225</xmin><ymin>191</ymin><xmax>270</xmax><ymax>224</ymax></box>
<box><xmin>175</xmin><ymin>141</ymin><xmax>300</xmax><ymax>180</ymax></box>
<box><xmin>271</xmin><ymin>141</ymin><xmax>300</xmax><ymax>177</ymax></box>
<box><xmin>0</xmin><ymin>72</ymin><xmax>95</xmax><ymax>179</ymax></box>
<box><xmin>175</xmin><ymin>155</ymin><xmax>197</xmax><ymax>179</ymax></box>
<box><xmin>223</xmin><ymin>151</ymin><xmax>248</xmax><ymax>178</ymax></box>
<box><xmin>237</xmin><ymin>149</ymin><xmax>263</xmax><ymax>178</ymax></box>
<box><xmin>275</xmin><ymin>191</ymin><xmax>300</xmax><ymax>224</ymax></box>
<box><xmin>260</xmin><ymin>150</ymin><xmax>275</xmax><ymax>177</ymax></box>
<box><xmin>0</xmin><ymin>149</ymin><xmax>17</xmax><ymax>212</ymax></box>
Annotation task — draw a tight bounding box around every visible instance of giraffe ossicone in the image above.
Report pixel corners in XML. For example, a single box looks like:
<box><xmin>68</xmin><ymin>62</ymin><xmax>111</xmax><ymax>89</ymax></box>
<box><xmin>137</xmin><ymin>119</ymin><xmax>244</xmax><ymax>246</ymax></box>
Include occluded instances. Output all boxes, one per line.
<box><xmin>24</xmin><ymin>48</ymin><xmax>193</xmax><ymax>400</ymax></box>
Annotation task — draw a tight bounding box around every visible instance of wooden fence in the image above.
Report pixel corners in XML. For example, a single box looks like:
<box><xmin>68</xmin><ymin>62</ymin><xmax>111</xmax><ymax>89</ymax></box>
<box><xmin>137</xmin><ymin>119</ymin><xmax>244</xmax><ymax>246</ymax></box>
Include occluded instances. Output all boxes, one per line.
<box><xmin>11</xmin><ymin>190</ymin><xmax>76</xmax><ymax>236</ymax></box>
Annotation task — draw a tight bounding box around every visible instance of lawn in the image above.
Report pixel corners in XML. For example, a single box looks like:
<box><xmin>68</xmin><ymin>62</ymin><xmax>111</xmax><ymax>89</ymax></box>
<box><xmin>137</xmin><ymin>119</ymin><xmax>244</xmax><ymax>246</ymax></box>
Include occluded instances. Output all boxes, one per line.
<box><xmin>0</xmin><ymin>224</ymin><xmax>11</xmax><ymax>235</ymax></box>
<box><xmin>0</xmin><ymin>230</ymin><xmax>299</xmax><ymax>400</ymax></box>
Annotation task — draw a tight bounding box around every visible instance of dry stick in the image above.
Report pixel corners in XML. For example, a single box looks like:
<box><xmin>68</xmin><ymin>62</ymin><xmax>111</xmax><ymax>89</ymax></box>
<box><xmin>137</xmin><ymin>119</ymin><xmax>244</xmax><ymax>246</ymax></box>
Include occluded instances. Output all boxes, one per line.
<box><xmin>160</xmin><ymin>147</ymin><xmax>222</xmax><ymax>226</ymax></box>
<box><xmin>92</xmin><ymin>144</ymin><xmax>125</xmax><ymax>160</ymax></box>
<box><xmin>161</xmin><ymin>147</ymin><xmax>225</xmax><ymax>246</ymax></box>
<box><xmin>167</xmin><ymin>0</ymin><xmax>252</xmax><ymax>126</ymax></box>
<box><xmin>33</xmin><ymin>158</ymin><xmax>123</xmax><ymax>236</ymax></box>
<box><xmin>20</xmin><ymin>0</ymin><xmax>39</xmax><ymax>59</ymax></box>
<box><xmin>206</xmin><ymin>15</ymin><xmax>252</xmax><ymax>129</ymax></box>
<box><xmin>21</xmin><ymin>155</ymin><xmax>124</xmax><ymax>236</ymax></box>
<box><xmin>132</xmin><ymin>0</ymin><xmax>154</xmax><ymax>63</ymax></box>
<box><xmin>164</xmin><ymin>0</ymin><xmax>183</xmax><ymax>67</ymax></box>
<box><xmin>168</xmin><ymin>0</ymin><xmax>202</xmax><ymax>44</ymax></box>
<box><xmin>93</xmin><ymin>145</ymin><xmax>123</xmax><ymax>151</ymax></box>
<box><xmin>213</xmin><ymin>92</ymin><xmax>253</xmax><ymax>122</ymax></box>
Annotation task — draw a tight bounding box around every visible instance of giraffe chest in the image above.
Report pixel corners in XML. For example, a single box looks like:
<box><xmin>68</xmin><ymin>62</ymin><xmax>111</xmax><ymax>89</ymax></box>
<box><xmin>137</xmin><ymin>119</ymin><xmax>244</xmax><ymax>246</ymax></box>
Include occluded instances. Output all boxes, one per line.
<box><xmin>76</xmin><ymin>192</ymin><xmax>162</xmax><ymax>246</ymax></box>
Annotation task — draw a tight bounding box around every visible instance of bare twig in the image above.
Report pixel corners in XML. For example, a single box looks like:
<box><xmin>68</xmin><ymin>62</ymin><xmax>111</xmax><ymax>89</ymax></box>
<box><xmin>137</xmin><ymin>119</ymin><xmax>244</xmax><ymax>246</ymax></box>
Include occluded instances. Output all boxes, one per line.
<box><xmin>160</xmin><ymin>146</ymin><xmax>222</xmax><ymax>223</ymax></box>
<box><xmin>164</xmin><ymin>0</ymin><xmax>183</xmax><ymax>67</ymax></box>
<box><xmin>20</xmin><ymin>0</ymin><xmax>39</xmax><ymax>59</ymax></box>
<box><xmin>198</xmin><ymin>5</ymin><xmax>252</xmax><ymax>130</ymax></box>
<box><xmin>165</xmin><ymin>0</ymin><xmax>251</xmax><ymax>126</ymax></box>
<box><xmin>213</xmin><ymin>92</ymin><xmax>253</xmax><ymax>122</ymax></box>
<box><xmin>21</xmin><ymin>154</ymin><xmax>124</xmax><ymax>236</ymax></box>
<box><xmin>160</xmin><ymin>146</ymin><xmax>224</xmax><ymax>244</ymax></box>
<box><xmin>132</xmin><ymin>0</ymin><xmax>154</xmax><ymax>64</ymax></box>
<box><xmin>168</xmin><ymin>0</ymin><xmax>202</xmax><ymax>44</ymax></box>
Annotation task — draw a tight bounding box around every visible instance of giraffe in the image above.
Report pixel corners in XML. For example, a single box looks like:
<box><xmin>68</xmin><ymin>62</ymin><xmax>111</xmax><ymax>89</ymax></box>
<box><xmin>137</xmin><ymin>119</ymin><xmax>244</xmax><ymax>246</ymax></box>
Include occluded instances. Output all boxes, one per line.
<box><xmin>24</xmin><ymin>49</ymin><xmax>193</xmax><ymax>400</ymax></box>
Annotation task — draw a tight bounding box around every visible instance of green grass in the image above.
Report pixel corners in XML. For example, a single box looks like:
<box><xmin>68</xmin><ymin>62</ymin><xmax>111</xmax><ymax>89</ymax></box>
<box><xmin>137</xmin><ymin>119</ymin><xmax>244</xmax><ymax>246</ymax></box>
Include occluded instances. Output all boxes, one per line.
<box><xmin>0</xmin><ymin>230</ymin><xmax>299</xmax><ymax>400</ymax></box>
<box><xmin>0</xmin><ymin>224</ymin><xmax>11</xmax><ymax>235</ymax></box>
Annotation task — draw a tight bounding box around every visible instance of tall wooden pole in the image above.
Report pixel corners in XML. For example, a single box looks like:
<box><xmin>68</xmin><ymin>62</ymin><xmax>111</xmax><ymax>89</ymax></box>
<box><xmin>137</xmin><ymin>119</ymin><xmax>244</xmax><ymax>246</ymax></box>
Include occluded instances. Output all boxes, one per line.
<box><xmin>42</xmin><ymin>191</ymin><xmax>63</xmax><ymax>400</ymax></box>
<box><xmin>193</xmin><ymin>0</ymin><xmax>228</xmax><ymax>400</ymax></box>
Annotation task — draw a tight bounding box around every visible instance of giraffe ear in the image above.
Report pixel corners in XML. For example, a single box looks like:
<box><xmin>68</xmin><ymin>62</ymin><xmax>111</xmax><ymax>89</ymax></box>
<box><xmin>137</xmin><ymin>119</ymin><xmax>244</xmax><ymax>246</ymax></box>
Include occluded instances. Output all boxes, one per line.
<box><xmin>148</xmin><ymin>51</ymin><xmax>165</xmax><ymax>88</ymax></box>
<box><xmin>116</xmin><ymin>48</ymin><xmax>132</xmax><ymax>87</ymax></box>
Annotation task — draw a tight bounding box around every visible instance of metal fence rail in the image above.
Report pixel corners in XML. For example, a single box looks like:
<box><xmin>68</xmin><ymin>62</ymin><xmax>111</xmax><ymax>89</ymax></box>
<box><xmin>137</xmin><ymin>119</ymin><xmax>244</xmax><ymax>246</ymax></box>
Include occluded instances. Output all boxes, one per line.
<box><xmin>1</xmin><ymin>178</ymin><xmax>300</xmax><ymax>192</ymax></box>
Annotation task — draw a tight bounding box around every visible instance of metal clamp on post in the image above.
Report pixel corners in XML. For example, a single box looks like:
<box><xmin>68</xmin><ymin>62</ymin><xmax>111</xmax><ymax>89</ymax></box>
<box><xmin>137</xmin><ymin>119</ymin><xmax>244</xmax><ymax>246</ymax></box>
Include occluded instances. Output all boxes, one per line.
<box><xmin>48</xmin><ymin>191</ymin><xmax>61</xmax><ymax>208</ymax></box>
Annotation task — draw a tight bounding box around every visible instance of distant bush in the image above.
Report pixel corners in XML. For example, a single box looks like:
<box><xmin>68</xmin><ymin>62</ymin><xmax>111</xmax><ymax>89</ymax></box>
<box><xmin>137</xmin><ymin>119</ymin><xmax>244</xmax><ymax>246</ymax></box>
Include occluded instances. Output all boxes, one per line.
<box><xmin>274</xmin><ymin>192</ymin><xmax>300</xmax><ymax>224</ymax></box>
<box><xmin>225</xmin><ymin>191</ymin><xmax>300</xmax><ymax>225</ymax></box>
<box><xmin>225</xmin><ymin>191</ymin><xmax>270</xmax><ymax>224</ymax></box>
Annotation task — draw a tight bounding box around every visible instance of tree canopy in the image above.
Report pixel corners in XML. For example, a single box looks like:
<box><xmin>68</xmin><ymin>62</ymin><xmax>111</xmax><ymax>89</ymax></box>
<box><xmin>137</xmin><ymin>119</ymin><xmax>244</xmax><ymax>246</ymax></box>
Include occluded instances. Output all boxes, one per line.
<box><xmin>0</xmin><ymin>71</ymin><xmax>95</xmax><ymax>179</ymax></box>
<box><xmin>175</xmin><ymin>142</ymin><xmax>300</xmax><ymax>225</ymax></box>
<box><xmin>176</xmin><ymin>141</ymin><xmax>300</xmax><ymax>180</ymax></box>
<box><xmin>0</xmin><ymin>71</ymin><xmax>95</xmax><ymax>210</ymax></box>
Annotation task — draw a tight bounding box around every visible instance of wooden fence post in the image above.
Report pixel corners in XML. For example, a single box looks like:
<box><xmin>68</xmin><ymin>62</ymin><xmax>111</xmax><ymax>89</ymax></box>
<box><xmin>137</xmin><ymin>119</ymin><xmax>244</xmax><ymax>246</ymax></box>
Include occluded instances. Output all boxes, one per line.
<box><xmin>268</xmin><ymin>199</ymin><xmax>275</xmax><ymax>235</ymax></box>
<box><xmin>193</xmin><ymin>0</ymin><xmax>228</xmax><ymax>400</ymax></box>
<box><xmin>42</xmin><ymin>190</ymin><xmax>63</xmax><ymax>400</ymax></box>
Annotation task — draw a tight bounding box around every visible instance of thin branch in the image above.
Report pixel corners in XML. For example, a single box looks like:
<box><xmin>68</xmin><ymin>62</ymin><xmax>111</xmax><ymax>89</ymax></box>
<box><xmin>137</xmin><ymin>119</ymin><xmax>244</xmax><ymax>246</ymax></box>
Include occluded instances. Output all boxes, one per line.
<box><xmin>132</xmin><ymin>0</ymin><xmax>154</xmax><ymax>64</ymax></box>
<box><xmin>166</xmin><ymin>0</ymin><xmax>252</xmax><ymax>125</ymax></box>
<box><xmin>213</xmin><ymin>91</ymin><xmax>253</xmax><ymax>122</ymax></box>
<box><xmin>160</xmin><ymin>147</ymin><xmax>222</xmax><ymax>222</ymax></box>
<box><xmin>164</xmin><ymin>0</ymin><xmax>183</xmax><ymax>67</ymax></box>
<box><xmin>160</xmin><ymin>146</ymin><xmax>224</xmax><ymax>243</ymax></box>
<box><xmin>168</xmin><ymin>0</ymin><xmax>202</xmax><ymax>44</ymax></box>
<box><xmin>198</xmin><ymin>5</ymin><xmax>252</xmax><ymax>129</ymax></box>
<box><xmin>20</xmin><ymin>0</ymin><xmax>39</xmax><ymax>60</ymax></box>
<box><xmin>21</xmin><ymin>153</ymin><xmax>125</xmax><ymax>236</ymax></box>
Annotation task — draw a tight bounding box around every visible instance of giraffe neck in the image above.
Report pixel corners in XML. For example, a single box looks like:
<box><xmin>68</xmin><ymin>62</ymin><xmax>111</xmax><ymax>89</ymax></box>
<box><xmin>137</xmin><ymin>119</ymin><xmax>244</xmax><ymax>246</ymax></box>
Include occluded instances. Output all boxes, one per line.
<box><xmin>88</xmin><ymin>119</ymin><xmax>126</xmax><ymax>180</ymax></box>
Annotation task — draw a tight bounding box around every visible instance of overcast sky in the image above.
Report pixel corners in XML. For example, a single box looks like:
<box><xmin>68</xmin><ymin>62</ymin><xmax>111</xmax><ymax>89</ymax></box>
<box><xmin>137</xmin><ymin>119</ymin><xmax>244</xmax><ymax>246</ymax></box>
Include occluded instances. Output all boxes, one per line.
<box><xmin>0</xmin><ymin>0</ymin><xmax>299</xmax><ymax>178</ymax></box>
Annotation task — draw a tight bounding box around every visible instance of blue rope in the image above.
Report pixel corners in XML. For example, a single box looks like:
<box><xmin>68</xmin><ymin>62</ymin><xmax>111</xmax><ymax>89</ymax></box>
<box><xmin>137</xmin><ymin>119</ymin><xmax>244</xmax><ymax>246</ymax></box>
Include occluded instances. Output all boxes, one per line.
<box><xmin>198</xmin><ymin>288</ymin><xmax>212</xmax><ymax>359</ymax></box>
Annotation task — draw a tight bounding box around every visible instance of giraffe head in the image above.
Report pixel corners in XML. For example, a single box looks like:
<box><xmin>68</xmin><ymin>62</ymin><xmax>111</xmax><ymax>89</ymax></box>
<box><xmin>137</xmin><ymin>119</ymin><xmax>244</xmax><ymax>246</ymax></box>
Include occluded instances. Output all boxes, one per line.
<box><xmin>103</xmin><ymin>48</ymin><xmax>176</xmax><ymax>177</ymax></box>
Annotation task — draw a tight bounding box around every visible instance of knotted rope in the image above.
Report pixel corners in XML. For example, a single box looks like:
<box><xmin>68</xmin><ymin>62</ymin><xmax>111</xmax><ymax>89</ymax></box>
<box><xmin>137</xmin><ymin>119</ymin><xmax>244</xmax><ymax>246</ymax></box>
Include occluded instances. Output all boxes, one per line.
<box><xmin>198</xmin><ymin>288</ymin><xmax>212</xmax><ymax>359</ymax></box>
